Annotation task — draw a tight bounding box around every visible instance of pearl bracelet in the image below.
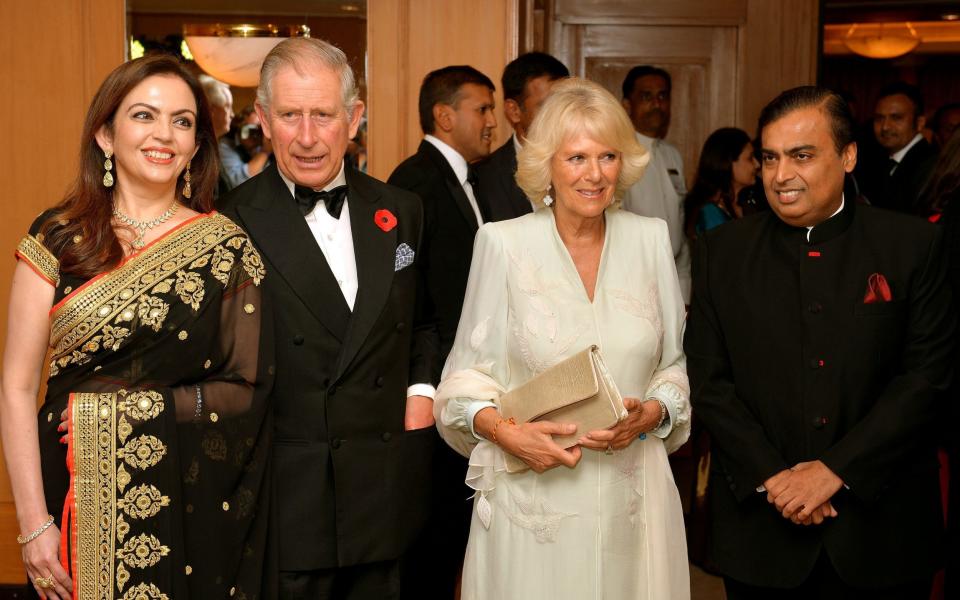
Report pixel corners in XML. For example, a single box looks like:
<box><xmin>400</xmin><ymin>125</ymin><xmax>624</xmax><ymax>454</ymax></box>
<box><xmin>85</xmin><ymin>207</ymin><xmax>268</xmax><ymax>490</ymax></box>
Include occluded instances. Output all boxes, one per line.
<box><xmin>17</xmin><ymin>514</ymin><xmax>54</xmax><ymax>545</ymax></box>
<box><xmin>651</xmin><ymin>398</ymin><xmax>668</xmax><ymax>431</ymax></box>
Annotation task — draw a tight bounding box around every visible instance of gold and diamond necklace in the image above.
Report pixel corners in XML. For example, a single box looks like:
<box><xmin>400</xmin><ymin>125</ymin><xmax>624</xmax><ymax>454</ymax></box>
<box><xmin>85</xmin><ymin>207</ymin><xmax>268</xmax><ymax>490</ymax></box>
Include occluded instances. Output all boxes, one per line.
<box><xmin>112</xmin><ymin>202</ymin><xmax>179</xmax><ymax>249</ymax></box>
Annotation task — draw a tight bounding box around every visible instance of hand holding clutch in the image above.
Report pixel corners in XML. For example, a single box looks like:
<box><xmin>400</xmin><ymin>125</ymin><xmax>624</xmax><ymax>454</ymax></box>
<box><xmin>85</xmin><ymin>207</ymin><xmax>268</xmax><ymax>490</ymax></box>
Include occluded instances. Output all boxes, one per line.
<box><xmin>496</xmin><ymin>345</ymin><xmax>628</xmax><ymax>473</ymax></box>
<box><xmin>473</xmin><ymin>408</ymin><xmax>582</xmax><ymax>473</ymax></box>
<box><xmin>577</xmin><ymin>397</ymin><xmax>664</xmax><ymax>451</ymax></box>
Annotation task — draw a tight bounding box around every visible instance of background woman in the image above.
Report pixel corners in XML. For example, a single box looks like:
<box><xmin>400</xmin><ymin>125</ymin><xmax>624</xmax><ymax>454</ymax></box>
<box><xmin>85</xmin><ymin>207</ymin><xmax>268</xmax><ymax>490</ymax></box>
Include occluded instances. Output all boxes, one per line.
<box><xmin>0</xmin><ymin>55</ymin><xmax>270</xmax><ymax>599</ymax></box>
<box><xmin>435</xmin><ymin>78</ymin><xmax>690</xmax><ymax>599</ymax></box>
<box><xmin>683</xmin><ymin>127</ymin><xmax>759</xmax><ymax>237</ymax></box>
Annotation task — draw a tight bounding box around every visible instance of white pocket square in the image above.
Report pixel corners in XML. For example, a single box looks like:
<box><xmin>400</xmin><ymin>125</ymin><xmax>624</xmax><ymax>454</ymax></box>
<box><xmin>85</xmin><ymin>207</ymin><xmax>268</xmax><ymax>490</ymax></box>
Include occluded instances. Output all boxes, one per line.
<box><xmin>395</xmin><ymin>243</ymin><xmax>415</xmax><ymax>271</ymax></box>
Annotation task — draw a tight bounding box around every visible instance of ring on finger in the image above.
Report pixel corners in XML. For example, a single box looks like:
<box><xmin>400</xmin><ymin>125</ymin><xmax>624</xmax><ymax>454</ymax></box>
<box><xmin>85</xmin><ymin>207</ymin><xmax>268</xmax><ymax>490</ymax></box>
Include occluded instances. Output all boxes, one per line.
<box><xmin>35</xmin><ymin>575</ymin><xmax>54</xmax><ymax>589</ymax></box>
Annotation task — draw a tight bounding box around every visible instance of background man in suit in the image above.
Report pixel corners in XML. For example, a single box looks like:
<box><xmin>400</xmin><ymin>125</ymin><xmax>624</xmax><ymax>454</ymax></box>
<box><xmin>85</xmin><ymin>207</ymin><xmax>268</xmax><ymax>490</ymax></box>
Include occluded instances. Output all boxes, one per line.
<box><xmin>387</xmin><ymin>65</ymin><xmax>496</xmax><ymax>599</ymax></box>
<box><xmin>685</xmin><ymin>86</ymin><xmax>954</xmax><ymax>599</ymax></box>
<box><xmin>864</xmin><ymin>82</ymin><xmax>938</xmax><ymax>213</ymax></box>
<box><xmin>222</xmin><ymin>37</ymin><xmax>438</xmax><ymax>599</ymax></box>
<box><xmin>475</xmin><ymin>52</ymin><xmax>568</xmax><ymax>222</ymax></box>
<box><xmin>620</xmin><ymin>65</ymin><xmax>691</xmax><ymax>302</ymax></box>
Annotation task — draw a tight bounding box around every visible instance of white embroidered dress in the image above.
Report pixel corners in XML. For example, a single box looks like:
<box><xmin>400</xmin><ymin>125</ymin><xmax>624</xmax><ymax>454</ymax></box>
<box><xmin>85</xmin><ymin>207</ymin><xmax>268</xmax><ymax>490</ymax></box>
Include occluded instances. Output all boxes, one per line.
<box><xmin>436</xmin><ymin>207</ymin><xmax>691</xmax><ymax>600</ymax></box>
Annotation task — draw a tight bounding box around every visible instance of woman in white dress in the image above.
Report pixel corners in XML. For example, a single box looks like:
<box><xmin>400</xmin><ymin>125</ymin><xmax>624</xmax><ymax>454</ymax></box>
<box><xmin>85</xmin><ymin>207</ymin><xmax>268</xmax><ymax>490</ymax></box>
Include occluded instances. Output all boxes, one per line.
<box><xmin>435</xmin><ymin>77</ymin><xmax>691</xmax><ymax>599</ymax></box>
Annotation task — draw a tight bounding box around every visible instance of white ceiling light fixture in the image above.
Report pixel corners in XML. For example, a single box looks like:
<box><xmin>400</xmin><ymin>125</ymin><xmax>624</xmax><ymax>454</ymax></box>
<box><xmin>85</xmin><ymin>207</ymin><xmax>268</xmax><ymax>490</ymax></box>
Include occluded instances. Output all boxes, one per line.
<box><xmin>184</xmin><ymin>24</ymin><xmax>310</xmax><ymax>88</ymax></box>
<box><xmin>843</xmin><ymin>22</ymin><xmax>921</xmax><ymax>59</ymax></box>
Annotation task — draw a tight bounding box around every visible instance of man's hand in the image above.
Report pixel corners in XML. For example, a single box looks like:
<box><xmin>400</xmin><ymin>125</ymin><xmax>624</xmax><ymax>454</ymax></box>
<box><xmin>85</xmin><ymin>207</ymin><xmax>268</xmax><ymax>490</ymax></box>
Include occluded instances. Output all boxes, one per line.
<box><xmin>768</xmin><ymin>460</ymin><xmax>844</xmax><ymax>521</ymax></box>
<box><xmin>404</xmin><ymin>395</ymin><xmax>435</xmax><ymax>430</ymax></box>
<box><xmin>790</xmin><ymin>500</ymin><xmax>838</xmax><ymax>526</ymax></box>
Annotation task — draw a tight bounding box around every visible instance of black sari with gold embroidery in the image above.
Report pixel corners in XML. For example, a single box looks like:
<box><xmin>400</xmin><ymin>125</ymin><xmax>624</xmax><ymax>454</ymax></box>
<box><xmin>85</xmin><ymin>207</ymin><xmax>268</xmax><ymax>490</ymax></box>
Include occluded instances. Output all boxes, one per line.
<box><xmin>16</xmin><ymin>212</ymin><xmax>273</xmax><ymax>599</ymax></box>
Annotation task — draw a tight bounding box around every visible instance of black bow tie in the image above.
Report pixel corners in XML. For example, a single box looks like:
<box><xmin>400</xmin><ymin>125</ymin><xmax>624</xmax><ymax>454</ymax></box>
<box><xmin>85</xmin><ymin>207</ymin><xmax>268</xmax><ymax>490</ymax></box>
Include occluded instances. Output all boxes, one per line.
<box><xmin>294</xmin><ymin>184</ymin><xmax>349</xmax><ymax>218</ymax></box>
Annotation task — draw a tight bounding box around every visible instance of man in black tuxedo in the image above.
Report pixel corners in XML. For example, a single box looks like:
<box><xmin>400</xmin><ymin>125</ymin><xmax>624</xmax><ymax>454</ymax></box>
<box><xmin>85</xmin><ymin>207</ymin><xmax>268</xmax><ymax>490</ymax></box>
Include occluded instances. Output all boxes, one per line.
<box><xmin>863</xmin><ymin>82</ymin><xmax>937</xmax><ymax>214</ymax></box>
<box><xmin>475</xmin><ymin>52</ymin><xmax>568</xmax><ymax>222</ymax></box>
<box><xmin>222</xmin><ymin>37</ymin><xmax>438</xmax><ymax>599</ymax></box>
<box><xmin>685</xmin><ymin>86</ymin><xmax>954</xmax><ymax>599</ymax></box>
<box><xmin>387</xmin><ymin>65</ymin><xmax>497</xmax><ymax>598</ymax></box>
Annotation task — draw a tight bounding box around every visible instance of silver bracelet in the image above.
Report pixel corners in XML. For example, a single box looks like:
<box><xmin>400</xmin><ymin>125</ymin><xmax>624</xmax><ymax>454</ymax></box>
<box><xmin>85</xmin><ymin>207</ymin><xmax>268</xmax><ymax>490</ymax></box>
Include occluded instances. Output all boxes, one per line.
<box><xmin>194</xmin><ymin>384</ymin><xmax>203</xmax><ymax>420</ymax></box>
<box><xmin>17</xmin><ymin>514</ymin><xmax>54</xmax><ymax>545</ymax></box>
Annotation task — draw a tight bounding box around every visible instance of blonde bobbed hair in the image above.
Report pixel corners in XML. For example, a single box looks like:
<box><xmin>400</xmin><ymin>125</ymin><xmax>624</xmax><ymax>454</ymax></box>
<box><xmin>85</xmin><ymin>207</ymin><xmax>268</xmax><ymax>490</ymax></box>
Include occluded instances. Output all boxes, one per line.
<box><xmin>516</xmin><ymin>77</ymin><xmax>650</xmax><ymax>208</ymax></box>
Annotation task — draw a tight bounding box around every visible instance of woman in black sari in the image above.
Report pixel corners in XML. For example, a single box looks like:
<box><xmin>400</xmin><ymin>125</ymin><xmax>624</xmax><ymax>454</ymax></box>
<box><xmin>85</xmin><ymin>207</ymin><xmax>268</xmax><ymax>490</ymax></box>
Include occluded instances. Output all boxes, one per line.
<box><xmin>0</xmin><ymin>55</ymin><xmax>272</xmax><ymax>599</ymax></box>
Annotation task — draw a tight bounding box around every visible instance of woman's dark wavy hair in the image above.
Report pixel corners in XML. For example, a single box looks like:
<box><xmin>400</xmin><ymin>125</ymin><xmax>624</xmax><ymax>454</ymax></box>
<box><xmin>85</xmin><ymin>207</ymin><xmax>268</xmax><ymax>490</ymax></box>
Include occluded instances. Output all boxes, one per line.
<box><xmin>40</xmin><ymin>55</ymin><xmax>219</xmax><ymax>278</ymax></box>
<box><xmin>683</xmin><ymin>127</ymin><xmax>752</xmax><ymax>239</ymax></box>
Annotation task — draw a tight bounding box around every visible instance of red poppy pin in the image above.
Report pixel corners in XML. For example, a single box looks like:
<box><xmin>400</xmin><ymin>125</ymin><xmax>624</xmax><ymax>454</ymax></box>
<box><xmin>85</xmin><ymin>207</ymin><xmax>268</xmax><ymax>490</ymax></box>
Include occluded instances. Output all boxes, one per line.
<box><xmin>374</xmin><ymin>209</ymin><xmax>397</xmax><ymax>232</ymax></box>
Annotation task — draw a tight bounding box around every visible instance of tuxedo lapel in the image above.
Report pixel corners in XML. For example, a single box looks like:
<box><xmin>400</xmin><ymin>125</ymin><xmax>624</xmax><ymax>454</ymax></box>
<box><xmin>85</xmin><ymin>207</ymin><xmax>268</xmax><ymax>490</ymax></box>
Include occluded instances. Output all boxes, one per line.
<box><xmin>421</xmin><ymin>141</ymin><xmax>480</xmax><ymax>232</ymax></box>
<box><xmin>336</xmin><ymin>167</ymin><xmax>397</xmax><ymax>375</ymax></box>
<box><xmin>237</xmin><ymin>165</ymin><xmax>351</xmax><ymax>340</ymax></box>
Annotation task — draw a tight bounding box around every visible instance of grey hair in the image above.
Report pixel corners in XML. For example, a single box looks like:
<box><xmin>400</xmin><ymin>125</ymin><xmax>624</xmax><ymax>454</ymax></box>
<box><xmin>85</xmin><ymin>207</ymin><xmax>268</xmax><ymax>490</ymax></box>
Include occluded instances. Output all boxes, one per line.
<box><xmin>257</xmin><ymin>37</ymin><xmax>360</xmax><ymax>114</ymax></box>
<box><xmin>198</xmin><ymin>74</ymin><xmax>231</xmax><ymax>108</ymax></box>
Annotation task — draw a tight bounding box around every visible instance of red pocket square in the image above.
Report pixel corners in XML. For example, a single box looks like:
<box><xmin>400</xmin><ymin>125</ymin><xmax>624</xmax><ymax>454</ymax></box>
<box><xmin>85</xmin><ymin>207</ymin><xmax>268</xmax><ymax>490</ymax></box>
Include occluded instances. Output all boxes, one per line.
<box><xmin>863</xmin><ymin>272</ymin><xmax>892</xmax><ymax>304</ymax></box>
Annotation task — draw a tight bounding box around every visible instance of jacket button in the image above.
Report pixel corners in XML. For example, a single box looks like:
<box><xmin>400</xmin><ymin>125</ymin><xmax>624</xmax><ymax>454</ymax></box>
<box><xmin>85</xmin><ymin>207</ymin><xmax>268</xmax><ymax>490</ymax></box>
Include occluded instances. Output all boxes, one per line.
<box><xmin>808</xmin><ymin>303</ymin><xmax>822</xmax><ymax>314</ymax></box>
<box><xmin>322</xmin><ymin>377</ymin><xmax>330</xmax><ymax>387</ymax></box>
<box><xmin>812</xmin><ymin>416</ymin><xmax>828</xmax><ymax>429</ymax></box>
<box><xmin>293</xmin><ymin>334</ymin><xmax>304</xmax><ymax>345</ymax></box>
<box><xmin>381</xmin><ymin>432</ymin><xmax>392</xmax><ymax>442</ymax></box>
<box><xmin>395</xmin><ymin>322</ymin><xmax>405</xmax><ymax>332</ymax></box>
<box><xmin>329</xmin><ymin>386</ymin><xmax>338</xmax><ymax>396</ymax></box>
<box><xmin>375</xmin><ymin>376</ymin><xmax>385</xmax><ymax>387</ymax></box>
<box><xmin>331</xmin><ymin>438</ymin><xmax>342</xmax><ymax>449</ymax></box>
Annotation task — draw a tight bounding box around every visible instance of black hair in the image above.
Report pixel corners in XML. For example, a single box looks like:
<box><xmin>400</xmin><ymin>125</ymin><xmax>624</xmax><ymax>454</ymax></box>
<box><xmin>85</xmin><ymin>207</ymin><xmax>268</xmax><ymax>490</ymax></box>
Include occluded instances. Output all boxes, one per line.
<box><xmin>684</xmin><ymin>128</ymin><xmax>752</xmax><ymax>238</ymax></box>
<box><xmin>501</xmin><ymin>52</ymin><xmax>569</xmax><ymax>102</ymax></box>
<box><xmin>621</xmin><ymin>65</ymin><xmax>671</xmax><ymax>99</ymax></box>
<box><xmin>418</xmin><ymin>66</ymin><xmax>495</xmax><ymax>135</ymax></box>
<box><xmin>757</xmin><ymin>86</ymin><xmax>854</xmax><ymax>153</ymax></box>
<box><xmin>876</xmin><ymin>81</ymin><xmax>925</xmax><ymax>119</ymax></box>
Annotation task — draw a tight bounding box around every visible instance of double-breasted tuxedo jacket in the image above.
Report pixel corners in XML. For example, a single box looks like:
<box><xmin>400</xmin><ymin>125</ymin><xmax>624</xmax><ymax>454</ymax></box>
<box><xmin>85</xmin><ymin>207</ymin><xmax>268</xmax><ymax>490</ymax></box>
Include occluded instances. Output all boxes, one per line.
<box><xmin>222</xmin><ymin>164</ymin><xmax>438</xmax><ymax>571</ymax></box>
<box><xmin>685</xmin><ymin>198</ymin><xmax>955</xmax><ymax>588</ymax></box>
<box><xmin>475</xmin><ymin>138</ymin><xmax>533</xmax><ymax>222</ymax></box>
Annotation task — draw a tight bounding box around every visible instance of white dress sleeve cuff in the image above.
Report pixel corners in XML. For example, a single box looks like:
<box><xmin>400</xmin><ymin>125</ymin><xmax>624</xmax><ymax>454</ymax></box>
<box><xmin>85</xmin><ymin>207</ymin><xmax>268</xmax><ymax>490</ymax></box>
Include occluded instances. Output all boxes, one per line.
<box><xmin>406</xmin><ymin>383</ymin><xmax>436</xmax><ymax>399</ymax></box>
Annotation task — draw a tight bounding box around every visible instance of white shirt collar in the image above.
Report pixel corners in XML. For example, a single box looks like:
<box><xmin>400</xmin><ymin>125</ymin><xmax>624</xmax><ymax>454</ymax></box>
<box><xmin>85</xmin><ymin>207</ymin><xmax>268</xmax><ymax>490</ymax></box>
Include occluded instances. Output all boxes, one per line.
<box><xmin>891</xmin><ymin>133</ymin><xmax>924</xmax><ymax>163</ymax></box>
<box><xmin>424</xmin><ymin>135</ymin><xmax>469</xmax><ymax>185</ymax></box>
<box><xmin>512</xmin><ymin>133</ymin><xmax>522</xmax><ymax>154</ymax></box>
<box><xmin>277</xmin><ymin>161</ymin><xmax>348</xmax><ymax>198</ymax></box>
<box><xmin>806</xmin><ymin>194</ymin><xmax>845</xmax><ymax>240</ymax></box>
<box><xmin>634</xmin><ymin>130</ymin><xmax>660</xmax><ymax>150</ymax></box>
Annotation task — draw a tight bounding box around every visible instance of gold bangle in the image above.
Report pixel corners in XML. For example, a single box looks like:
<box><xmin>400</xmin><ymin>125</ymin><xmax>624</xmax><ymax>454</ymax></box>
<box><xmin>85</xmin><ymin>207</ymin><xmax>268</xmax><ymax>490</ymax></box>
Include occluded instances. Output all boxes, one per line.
<box><xmin>492</xmin><ymin>417</ymin><xmax>515</xmax><ymax>445</ymax></box>
<box><xmin>17</xmin><ymin>515</ymin><xmax>55</xmax><ymax>545</ymax></box>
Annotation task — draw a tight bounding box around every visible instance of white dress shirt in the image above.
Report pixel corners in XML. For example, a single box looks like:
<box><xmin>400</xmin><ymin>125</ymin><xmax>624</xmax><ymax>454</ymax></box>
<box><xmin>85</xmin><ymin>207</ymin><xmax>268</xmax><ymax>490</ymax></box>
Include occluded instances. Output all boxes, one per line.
<box><xmin>424</xmin><ymin>134</ymin><xmax>484</xmax><ymax>226</ymax></box>
<box><xmin>279</xmin><ymin>162</ymin><xmax>434</xmax><ymax>399</ymax></box>
<box><xmin>621</xmin><ymin>132</ymin><xmax>691</xmax><ymax>303</ymax></box>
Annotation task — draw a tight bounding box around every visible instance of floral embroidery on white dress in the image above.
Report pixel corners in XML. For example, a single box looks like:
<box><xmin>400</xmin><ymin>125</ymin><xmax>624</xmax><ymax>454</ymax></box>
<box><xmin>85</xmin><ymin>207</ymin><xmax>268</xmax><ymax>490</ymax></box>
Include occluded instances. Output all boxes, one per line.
<box><xmin>609</xmin><ymin>283</ymin><xmax>663</xmax><ymax>339</ymax></box>
<box><xmin>501</xmin><ymin>488</ymin><xmax>576</xmax><ymax>543</ymax></box>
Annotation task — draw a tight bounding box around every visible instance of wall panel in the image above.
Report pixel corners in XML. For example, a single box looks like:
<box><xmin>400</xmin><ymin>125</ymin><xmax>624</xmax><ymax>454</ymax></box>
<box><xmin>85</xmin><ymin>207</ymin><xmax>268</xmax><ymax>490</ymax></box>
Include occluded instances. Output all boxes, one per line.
<box><xmin>367</xmin><ymin>0</ymin><xmax>518</xmax><ymax>180</ymax></box>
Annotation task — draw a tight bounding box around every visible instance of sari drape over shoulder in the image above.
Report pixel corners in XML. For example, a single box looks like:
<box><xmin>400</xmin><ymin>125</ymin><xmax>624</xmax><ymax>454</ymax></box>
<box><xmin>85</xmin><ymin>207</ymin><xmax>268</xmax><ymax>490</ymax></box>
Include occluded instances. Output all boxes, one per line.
<box><xmin>16</xmin><ymin>212</ymin><xmax>273</xmax><ymax>600</ymax></box>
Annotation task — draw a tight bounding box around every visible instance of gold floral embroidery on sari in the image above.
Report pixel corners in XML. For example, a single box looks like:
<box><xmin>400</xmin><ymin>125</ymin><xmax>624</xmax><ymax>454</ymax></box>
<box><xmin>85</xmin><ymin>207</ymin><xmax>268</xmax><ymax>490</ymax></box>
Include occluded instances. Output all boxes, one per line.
<box><xmin>71</xmin><ymin>387</ymin><xmax>171</xmax><ymax>598</ymax></box>
<box><xmin>48</xmin><ymin>214</ymin><xmax>263</xmax><ymax>375</ymax></box>
<box><xmin>15</xmin><ymin>234</ymin><xmax>59</xmax><ymax>285</ymax></box>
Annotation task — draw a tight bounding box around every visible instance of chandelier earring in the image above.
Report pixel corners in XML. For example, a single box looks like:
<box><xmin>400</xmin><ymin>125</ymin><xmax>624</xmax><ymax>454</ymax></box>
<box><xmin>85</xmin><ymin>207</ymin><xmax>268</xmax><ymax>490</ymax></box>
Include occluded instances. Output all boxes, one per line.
<box><xmin>102</xmin><ymin>150</ymin><xmax>114</xmax><ymax>188</ymax></box>
<box><xmin>542</xmin><ymin>185</ymin><xmax>554</xmax><ymax>207</ymax></box>
<box><xmin>182</xmin><ymin>161</ymin><xmax>192</xmax><ymax>199</ymax></box>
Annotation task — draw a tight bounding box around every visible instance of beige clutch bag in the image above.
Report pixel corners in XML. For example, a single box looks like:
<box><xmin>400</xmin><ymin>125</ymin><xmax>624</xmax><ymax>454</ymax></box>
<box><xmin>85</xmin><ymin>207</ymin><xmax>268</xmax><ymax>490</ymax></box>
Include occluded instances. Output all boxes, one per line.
<box><xmin>499</xmin><ymin>345</ymin><xmax>627</xmax><ymax>473</ymax></box>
